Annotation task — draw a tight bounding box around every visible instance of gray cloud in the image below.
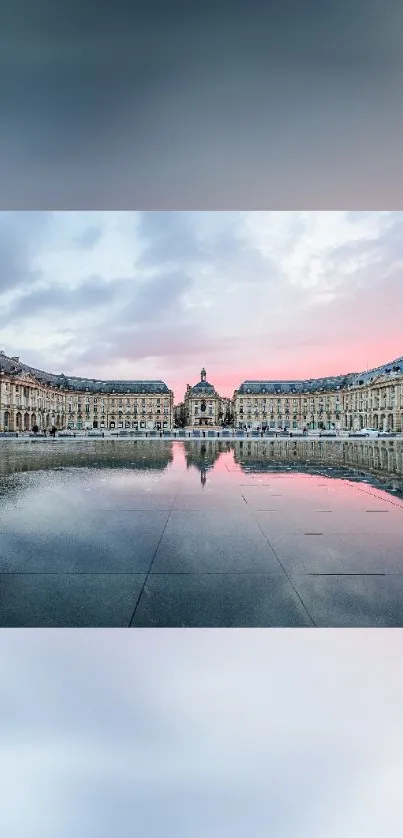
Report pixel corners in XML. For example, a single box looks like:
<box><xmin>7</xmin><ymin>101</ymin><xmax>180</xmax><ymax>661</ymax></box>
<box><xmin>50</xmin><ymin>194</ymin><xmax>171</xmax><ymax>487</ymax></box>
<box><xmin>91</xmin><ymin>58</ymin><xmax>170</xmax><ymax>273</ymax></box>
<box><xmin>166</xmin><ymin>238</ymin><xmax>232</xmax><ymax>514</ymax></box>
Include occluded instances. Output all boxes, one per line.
<box><xmin>67</xmin><ymin>322</ymin><xmax>219</xmax><ymax>373</ymax></box>
<box><xmin>1</xmin><ymin>210</ymin><xmax>402</xmax><ymax>395</ymax></box>
<box><xmin>73</xmin><ymin>226</ymin><xmax>103</xmax><ymax>249</ymax></box>
<box><xmin>5</xmin><ymin>275</ymin><xmax>125</xmax><ymax>320</ymax></box>
<box><xmin>1</xmin><ymin>2</ymin><xmax>403</xmax><ymax>207</ymax></box>
<box><xmin>0</xmin><ymin>211</ymin><xmax>51</xmax><ymax>292</ymax></box>
<box><xmin>137</xmin><ymin>212</ymin><xmax>282</xmax><ymax>289</ymax></box>
<box><xmin>137</xmin><ymin>212</ymin><xmax>205</xmax><ymax>267</ymax></box>
<box><xmin>1</xmin><ymin>631</ymin><xmax>403</xmax><ymax>837</ymax></box>
<box><xmin>120</xmin><ymin>272</ymin><xmax>193</xmax><ymax>322</ymax></box>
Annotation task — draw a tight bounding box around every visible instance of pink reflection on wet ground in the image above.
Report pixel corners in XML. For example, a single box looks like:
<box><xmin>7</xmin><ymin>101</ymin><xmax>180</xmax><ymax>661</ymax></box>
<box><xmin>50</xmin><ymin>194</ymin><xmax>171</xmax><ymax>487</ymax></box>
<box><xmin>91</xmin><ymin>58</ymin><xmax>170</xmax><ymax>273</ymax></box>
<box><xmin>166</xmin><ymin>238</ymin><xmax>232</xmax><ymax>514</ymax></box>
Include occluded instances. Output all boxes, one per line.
<box><xmin>172</xmin><ymin>443</ymin><xmax>403</xmax><ymax>508</ymax></box>
<box><xmin>0</xmin><ymin>438</ymin><xmax>403</xmax><ymax>626</ymax></box>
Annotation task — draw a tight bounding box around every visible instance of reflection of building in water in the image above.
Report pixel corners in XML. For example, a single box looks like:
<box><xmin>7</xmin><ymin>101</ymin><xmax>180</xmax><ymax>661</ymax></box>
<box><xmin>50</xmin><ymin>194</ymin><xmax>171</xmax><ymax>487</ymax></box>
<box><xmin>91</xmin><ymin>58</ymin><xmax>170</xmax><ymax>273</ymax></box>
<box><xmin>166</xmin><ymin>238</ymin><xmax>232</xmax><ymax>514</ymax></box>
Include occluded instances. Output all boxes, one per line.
<box><xmin>232</xmin><ymin>440</ymin><xmax>403</xmax><ymax>481</ymax></box>
<box><xmin>0</xmin><ymin>440</ymin><xmax>174</xmax><ymax>481</ymax></box>
<box><xmin>183</xmin><ymin>440</ymin><xmax>224</xmax><ymax>486</ymax></box>
<box><xmin>0</xmin><ymin>351</ymin><xmax>174</xmax><ymax>432</ymax></box>
<box><xmin>233</xmin><ymin>355</ymin><xmax>403</xmax><ymax>433</ymax></box>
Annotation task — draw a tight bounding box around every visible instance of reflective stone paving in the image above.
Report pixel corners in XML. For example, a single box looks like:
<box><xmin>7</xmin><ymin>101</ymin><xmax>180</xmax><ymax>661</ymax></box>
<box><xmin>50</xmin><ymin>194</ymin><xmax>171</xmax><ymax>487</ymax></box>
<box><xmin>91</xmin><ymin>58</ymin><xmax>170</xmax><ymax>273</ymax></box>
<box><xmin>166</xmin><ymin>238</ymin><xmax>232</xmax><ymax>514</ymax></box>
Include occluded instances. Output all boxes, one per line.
<box><xmin>0</xmin><ymin>439</ymin><xmax>402</xmax><ymax>626</ymax></box>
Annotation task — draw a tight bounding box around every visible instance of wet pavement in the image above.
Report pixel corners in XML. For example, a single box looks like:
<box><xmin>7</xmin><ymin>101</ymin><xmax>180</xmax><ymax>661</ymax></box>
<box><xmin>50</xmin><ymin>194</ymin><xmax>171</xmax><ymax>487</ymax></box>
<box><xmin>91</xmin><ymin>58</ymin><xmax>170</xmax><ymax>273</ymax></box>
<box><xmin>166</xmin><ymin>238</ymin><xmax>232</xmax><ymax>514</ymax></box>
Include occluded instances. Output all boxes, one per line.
<box><xmin>0</xmin><ymin>438</ymin><xmax>402</xmax><ymax>627</ymax></box>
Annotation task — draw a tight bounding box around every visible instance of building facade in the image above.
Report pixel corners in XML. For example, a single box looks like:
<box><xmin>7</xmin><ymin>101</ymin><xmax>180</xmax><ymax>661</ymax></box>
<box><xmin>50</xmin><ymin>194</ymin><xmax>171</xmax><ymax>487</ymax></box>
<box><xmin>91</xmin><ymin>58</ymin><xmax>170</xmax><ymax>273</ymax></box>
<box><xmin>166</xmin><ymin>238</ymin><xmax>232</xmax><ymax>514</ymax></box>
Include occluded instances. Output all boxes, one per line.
<box><xmin>183</xmin><ymin>368</ymin><xmax>225</xmax><ymax>428</ymax></box>
<box><xmin>1</xmin><ymin>351</ymin><xmax>402</xmax><ymax>435</ymax></box>
<box><xmin>173</xmin><ymin>401</ymin><xmax>187</xmax><ymax>428</ymax></box>
<box><xmin>232</xmin><ymin>356</ymin><xmax>403</xmax><ymax>433</ymax></box>
<box><xmin>0</xmin><ymin>352</ymin><xmax>174</xmax><ymax>432</ymax></box>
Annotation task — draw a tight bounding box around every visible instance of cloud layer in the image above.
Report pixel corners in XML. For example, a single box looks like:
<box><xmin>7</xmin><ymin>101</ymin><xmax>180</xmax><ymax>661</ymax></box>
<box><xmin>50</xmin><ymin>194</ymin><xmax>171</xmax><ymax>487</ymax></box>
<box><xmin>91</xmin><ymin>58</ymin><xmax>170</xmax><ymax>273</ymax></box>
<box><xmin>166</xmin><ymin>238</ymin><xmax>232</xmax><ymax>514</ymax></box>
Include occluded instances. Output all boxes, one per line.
<box><xmin>1</xmin><ymin>1</ymin><xmax>403</xmax><ymax>207</ymax></box>
<box><xmin>1</xmin><ymin>630</ymin><xmax>403</xmax><ymax>837</ymax></box>
<box><xmin>1</xmin><ymin>211</ymin><xmax>402</xmax><ymax>399</ymax></box>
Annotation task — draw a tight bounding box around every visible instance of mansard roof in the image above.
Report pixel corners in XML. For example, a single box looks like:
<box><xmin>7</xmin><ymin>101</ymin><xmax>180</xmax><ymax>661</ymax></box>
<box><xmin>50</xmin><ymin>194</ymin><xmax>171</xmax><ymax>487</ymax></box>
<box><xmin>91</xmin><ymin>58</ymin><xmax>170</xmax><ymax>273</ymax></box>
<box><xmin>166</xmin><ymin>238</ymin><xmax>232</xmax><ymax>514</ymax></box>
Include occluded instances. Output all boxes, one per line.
<box><xmin>236</xmin><ymin>355</ymin><xmax>403</xmax><ymax>394</ymax></box>
<box><xmin>347</xmin><ymin>356</ymin><xmax>403</xmax><ymax>386</ymax></box>
<box><xmin>0</xmin><ymin>353</ymin><xmax>171</xmax><ymax>393</ymax></box>
<box><xmin>236</xmin><ymin>377</ymin><xmax>351</xmax><ymax>394</ymax></box>
<box><xmin>188</xmin><ymin>380</ymin><xmax>218</xmax><ymax>396</ymax></box>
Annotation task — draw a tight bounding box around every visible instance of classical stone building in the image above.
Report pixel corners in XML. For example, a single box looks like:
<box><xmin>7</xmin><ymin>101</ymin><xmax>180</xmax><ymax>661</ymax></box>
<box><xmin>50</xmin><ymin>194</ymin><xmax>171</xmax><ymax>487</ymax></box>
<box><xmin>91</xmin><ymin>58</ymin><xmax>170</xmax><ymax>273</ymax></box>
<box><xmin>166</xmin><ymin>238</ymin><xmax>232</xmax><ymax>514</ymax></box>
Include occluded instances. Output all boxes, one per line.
<box><xmin>233</xmin><ymin>355</ymin><xmax>403</xmax><ymax>433</ymax></box>
<box><xmin>183</xmin><ymin>368</ymin><xmax>226</xmax><ymax>428</ymax></box>
<box><xmin>173</xmin><ymin>401</ymin><xmax>187</xmax><ymax>428</ymax></box>
<box><xmin>0</xmin><ymin>351</ymin><xmax>174</xmax><ymax>432</ymax></box>
<box><xmin>1</xmin><ymin>351</ymin><xmax>402</xmax><ymax>435</ymax></box>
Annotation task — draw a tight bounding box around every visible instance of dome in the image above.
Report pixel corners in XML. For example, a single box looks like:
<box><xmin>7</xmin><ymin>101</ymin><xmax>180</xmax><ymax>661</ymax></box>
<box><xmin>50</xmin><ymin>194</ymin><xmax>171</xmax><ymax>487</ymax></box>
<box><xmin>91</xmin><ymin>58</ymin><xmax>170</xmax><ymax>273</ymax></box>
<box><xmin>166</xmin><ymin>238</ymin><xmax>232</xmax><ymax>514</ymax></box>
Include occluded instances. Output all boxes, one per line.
<box><xmin>189</xmin><ymin>380</ymin><xmax>216</xmax><ymax>396</ymax></box>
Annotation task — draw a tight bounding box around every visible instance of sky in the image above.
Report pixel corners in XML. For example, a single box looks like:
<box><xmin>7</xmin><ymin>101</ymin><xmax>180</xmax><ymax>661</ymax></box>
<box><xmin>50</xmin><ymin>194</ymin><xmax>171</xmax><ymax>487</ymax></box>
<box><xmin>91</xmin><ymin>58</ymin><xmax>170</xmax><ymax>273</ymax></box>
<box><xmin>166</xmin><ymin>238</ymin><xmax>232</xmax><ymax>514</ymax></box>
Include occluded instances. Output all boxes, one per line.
<box><xmin>1</xmin><ymin>0</ymin><xmax>403</xmax><ymax>208</ymax></box>
<box><xmin>2</xmin><ymin>8</ymin><xmax>403</xmax><ymax>835</ymax></box>
<box><xmin>0</xmin><ymin>210</ymin><xmax>402</xmax><ymax>399</ymax></box>
<box><xmin>1</xmin><ymin>629</ymin><xmax>403</xmax><ymax>838</ymax></box>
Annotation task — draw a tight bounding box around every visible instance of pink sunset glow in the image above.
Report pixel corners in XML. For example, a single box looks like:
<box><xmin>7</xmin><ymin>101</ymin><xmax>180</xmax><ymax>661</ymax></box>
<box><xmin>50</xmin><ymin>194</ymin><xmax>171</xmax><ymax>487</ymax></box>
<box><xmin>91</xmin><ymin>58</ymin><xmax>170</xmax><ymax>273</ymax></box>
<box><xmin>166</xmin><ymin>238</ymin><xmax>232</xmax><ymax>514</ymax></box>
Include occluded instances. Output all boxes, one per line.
<box><xmin>1</xmin><ymin>211</ymin><xmax>402</xmax><ymax>402</ymax></box>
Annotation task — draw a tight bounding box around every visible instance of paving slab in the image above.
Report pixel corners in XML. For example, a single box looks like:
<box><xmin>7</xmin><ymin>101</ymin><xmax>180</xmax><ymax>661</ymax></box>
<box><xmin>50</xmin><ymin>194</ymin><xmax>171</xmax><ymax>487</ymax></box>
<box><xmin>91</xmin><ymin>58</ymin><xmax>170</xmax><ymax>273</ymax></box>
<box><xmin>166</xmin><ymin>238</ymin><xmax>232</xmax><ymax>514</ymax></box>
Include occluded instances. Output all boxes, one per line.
<box><xmin>151</xmin><ymin>510</ymin><xmax>283</xmax><ymax>574</ymax></box>
<box><xmin>131</xmin><ymin>573</ymin><xmax>313</xmax><ymax>627</ymax></box>
<box><xmin>0</xmin><ymin>510</ymin><xmax>169</xmax><ymax>573</ymax></box>
<box><xmin>263</xmin><ymin>531</ymin><xmax>403</xmax><ymax>576</ymax></box>
<box><xmin>0</xmin><ymin>438</ymin><xmax>402</xmax><ymax>626</ymax></box>
<box><xmin>291</xmin><ymin>573</ymin><xmax>403</xmax><ymax>627</ymax></box>
<box><xmin>240</xmin><ymin>486</ymin><xmax>397</xmax><ymax>512</ymax></box>
<box><xmin>172</xmin><ymin>490</ymin><xmax>246</xmax><ymax>511</ymax></box>
<box><xmin>0</xmin><ymin>573</ymin><xmax>147</xmax><ymax>627</ymax></box>
<box><xmin>255</xmin><ymin>509</ymin><xmax>403</xmax><ymax>535</ymax></box>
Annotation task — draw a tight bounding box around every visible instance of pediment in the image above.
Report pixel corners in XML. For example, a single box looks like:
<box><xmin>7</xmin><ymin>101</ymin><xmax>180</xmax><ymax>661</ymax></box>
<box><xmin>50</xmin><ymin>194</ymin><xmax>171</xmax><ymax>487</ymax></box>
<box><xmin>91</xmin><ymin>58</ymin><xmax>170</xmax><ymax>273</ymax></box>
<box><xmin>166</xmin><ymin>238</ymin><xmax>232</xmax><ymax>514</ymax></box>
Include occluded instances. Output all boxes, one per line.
<box><xmin>16</xmin><ymin>372</ymin><xmax>42</xmax><ymax>387</ymax></box>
